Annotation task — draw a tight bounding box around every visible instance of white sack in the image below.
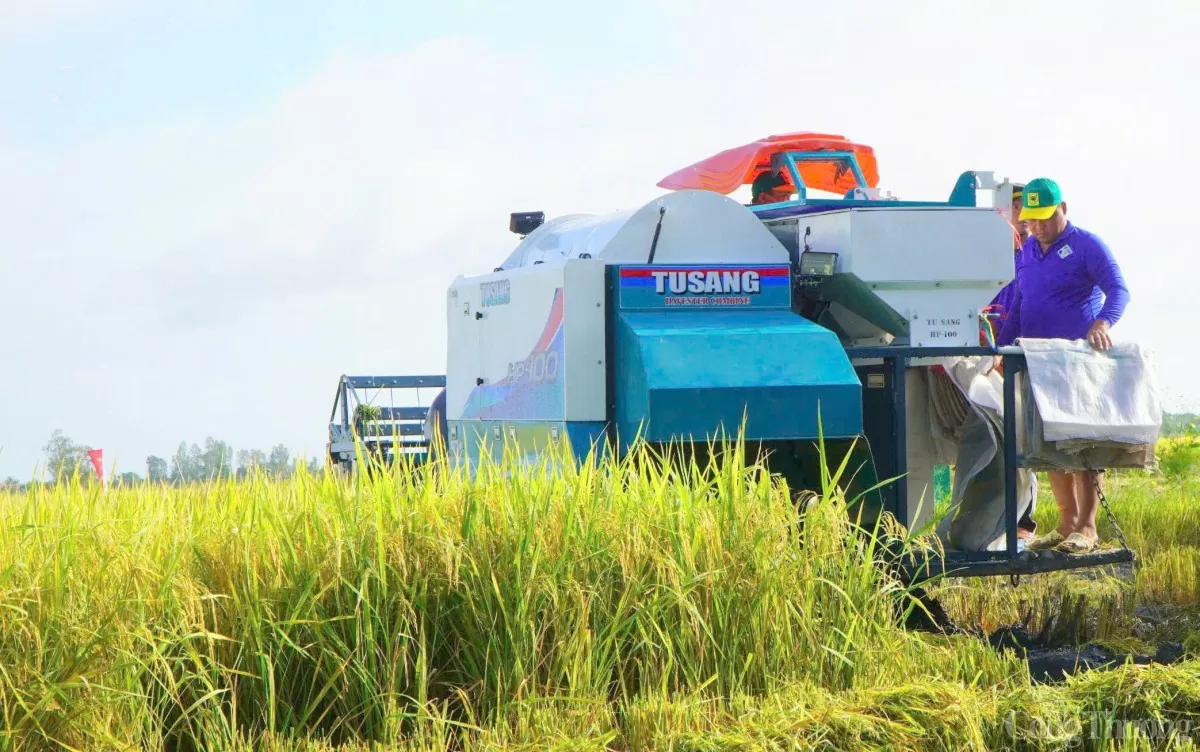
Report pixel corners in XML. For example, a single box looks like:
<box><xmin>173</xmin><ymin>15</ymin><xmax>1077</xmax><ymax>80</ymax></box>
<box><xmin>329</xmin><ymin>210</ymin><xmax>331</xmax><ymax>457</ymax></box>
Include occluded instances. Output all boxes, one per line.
<box><xmin>1018</xmin><ymin>338</ymin><xmax>1162</xmax><ymax>446</ymax></box>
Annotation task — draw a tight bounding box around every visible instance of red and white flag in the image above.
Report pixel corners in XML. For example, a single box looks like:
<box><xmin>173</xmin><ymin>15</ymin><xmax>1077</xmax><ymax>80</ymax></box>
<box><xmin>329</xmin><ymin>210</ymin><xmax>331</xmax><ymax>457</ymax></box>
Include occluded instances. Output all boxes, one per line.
<box><xmin>87</xmin><ymin>449</ymin><xmax>105</xmax><ymax>486</ymax></box>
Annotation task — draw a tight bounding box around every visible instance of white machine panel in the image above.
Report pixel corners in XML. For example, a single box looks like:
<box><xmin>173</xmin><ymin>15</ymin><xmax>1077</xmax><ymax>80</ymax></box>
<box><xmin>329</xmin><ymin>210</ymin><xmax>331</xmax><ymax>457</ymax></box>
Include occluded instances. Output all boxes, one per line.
<box><xmin>792</xmin><ymin>206</ymin><xmax>1014</xmax><ymax>348</ymax></box>
<box><xmin>446</xmin><ymin>258</ymin><xmax>606</xmax><ymax>423</ymax></box>
<box><xmin>497</xmin><ymin>190</ymin><xmax>790</xmax><ymax>269</ymax></box>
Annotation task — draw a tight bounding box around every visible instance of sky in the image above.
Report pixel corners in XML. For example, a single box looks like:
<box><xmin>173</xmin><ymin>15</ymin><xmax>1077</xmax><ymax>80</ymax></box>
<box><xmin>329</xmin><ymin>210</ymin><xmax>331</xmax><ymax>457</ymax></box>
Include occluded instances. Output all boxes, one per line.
<box><xmin>1</xmin><ymin>0</ymin><xmax>1198</xmax><ymax>479</ymax></box>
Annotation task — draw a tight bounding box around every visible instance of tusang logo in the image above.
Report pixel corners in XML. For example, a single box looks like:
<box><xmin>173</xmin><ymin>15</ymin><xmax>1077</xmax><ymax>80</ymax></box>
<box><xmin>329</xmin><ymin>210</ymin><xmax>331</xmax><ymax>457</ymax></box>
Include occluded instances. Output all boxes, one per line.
<box><xmin>651</xmin><ymin>269</ymin><xmax>760</xmax><ymax>295</ymax></box>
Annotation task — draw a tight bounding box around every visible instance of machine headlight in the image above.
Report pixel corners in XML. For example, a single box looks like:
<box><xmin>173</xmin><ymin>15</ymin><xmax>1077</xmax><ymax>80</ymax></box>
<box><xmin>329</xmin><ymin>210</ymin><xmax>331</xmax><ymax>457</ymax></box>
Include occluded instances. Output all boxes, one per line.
<box><xmin>510</xmin><ymin>211</ymin><xmax>545</xmax><ymax>236</ymax></box>
<box><xmin>799</xmin><ymin>251</ymin><xmax>838</xmax><ymax>276</ymax></box>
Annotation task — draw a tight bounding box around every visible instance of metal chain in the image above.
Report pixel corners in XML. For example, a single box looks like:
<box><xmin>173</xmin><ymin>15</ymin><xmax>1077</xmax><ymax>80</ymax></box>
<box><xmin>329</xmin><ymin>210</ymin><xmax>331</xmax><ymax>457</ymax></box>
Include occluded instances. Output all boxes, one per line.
<box><xmin>1082</xmin><ymin>457</ymin><xmax>1130</xmax><ymax>551</ymax></box>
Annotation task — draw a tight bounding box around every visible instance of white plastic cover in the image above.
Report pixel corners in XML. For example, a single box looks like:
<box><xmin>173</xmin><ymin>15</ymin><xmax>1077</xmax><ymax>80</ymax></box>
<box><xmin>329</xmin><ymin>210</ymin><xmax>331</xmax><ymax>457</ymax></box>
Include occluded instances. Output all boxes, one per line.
<box><xmin>1019</xmin><ymin>338</ymin><xmax>1162</xmax><ymax>446</ymax></box>
<box><xmin>496</xmin><ymin>190</ymin><xmax>789</xmax><ymax>270</ymax></box>
<box><xmin>497</xmin><ymin>212</ymin><xmax>635</xmax><ymax>268</ymax></box>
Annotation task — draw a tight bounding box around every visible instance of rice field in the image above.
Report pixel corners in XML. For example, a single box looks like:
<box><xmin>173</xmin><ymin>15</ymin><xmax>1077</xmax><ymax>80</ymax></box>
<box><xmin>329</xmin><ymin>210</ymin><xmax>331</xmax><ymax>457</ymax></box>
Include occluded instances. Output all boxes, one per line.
<box><xmin>3</xmin><ymin>435</ymin><xmax>1200</xmax><ymax>751</ymax></box>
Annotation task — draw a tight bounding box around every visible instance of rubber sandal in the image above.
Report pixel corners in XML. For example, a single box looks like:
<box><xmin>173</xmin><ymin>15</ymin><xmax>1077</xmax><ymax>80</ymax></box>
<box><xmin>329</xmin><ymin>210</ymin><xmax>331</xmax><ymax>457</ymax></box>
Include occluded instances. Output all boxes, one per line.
<box><xmin>1056</xmin><ymin>532</ymin><xmax>1098</xmax><ymax>554</ymax></box>
<box><xmin>1029</xmin><ymin>531</ymin><xmax>1065</xmax><ymax>550</ymax></box>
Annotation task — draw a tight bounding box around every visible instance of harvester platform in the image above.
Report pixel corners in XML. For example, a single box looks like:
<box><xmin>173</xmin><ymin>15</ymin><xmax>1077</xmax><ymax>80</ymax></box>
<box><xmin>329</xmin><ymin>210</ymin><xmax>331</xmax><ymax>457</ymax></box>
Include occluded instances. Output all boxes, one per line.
<box><xmin>845</xmin><ymin>345</ymin><xmax>1137</xmax><ymax>584</ymax></box>
<box><xmin>327</xmin><ymin>374</ymin><xmax>445</xmax><ymax>468</ymax></box>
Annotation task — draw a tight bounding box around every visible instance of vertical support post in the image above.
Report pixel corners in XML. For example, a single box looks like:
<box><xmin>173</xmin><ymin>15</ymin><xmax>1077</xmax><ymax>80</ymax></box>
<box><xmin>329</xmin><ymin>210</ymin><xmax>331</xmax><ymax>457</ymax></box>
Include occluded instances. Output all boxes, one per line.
<box><xmin>784</xmin><ymin>153</ymin><xmax>808</xmax><ymax>202</ymax></box>
<box><xmin>891</xmin><ymin>354</ymin><xmax>908</xmax><ymax>529</ymax></box>
<box><xmin>341</xmin><ymin>379</ymin><xmax>350</xmax><ymax>427</ymax></box>
<box><xmin>1003</xmin><ymin>355</ymin><xmax>1019</xmax><ymax>558</ymax></box>
<box><xmin>847</xmin><ymin>159</ymin><xmax>868</xmax><ymax>193</ymax></box>
<box><xmin>604</xmin><ymin>268</ymin><xmax>618</xmax><ymax>455</ymax></box>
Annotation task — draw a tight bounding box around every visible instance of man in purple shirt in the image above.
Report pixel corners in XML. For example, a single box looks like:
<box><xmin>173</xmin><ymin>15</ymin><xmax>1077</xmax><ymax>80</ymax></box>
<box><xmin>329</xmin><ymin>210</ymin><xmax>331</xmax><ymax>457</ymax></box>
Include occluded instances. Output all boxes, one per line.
<box><xmin>997</xmin><ymin>178</ymin><xmax>1129</xmax><ymax>348</ymax></box>
<box><xmin>994</xmin><ymin>177</ymin><xmax>1131</xmax><ymax>554</ymax></box>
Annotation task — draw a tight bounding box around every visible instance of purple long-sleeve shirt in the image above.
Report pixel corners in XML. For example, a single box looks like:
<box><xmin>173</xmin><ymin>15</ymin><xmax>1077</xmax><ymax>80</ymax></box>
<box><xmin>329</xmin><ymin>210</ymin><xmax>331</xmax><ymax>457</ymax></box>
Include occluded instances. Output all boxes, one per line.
<box><xmin>988</xmin><ymin>276</ymin><xmax>1018</xmax><ymax>329</ymax></box>
<box><xmin>985</xmin><ymin>232</ymin><xmax>1027</xmax><ymax>328</ymax></box>
<box><xmin>996</xmin><ymin>221</ymin><xmax>1129</xmax><ymax>346</ymax></box>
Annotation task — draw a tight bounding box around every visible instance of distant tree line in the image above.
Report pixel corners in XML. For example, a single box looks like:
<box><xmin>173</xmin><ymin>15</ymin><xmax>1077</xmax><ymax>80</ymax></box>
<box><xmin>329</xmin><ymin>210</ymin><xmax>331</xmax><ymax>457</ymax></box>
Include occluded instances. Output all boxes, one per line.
<box><xmin>147</xmin><ymin>437</ymin><xmax>321</xmax><ymax>484</ymax></box>
<box><xmin>1</xmin><ymin>430</ymin><xmax>323</xmax><ymax>490</ymax></box>
<box><xmin>3</xmin><ymin>413</ymin><xmax>1199</xmax><ymax>493</ymax></box>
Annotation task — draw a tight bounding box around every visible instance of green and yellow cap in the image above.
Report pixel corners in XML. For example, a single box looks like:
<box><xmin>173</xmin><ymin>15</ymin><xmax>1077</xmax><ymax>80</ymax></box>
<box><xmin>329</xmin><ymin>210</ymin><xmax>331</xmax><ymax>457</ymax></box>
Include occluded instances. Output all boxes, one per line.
<box><xmin>1019</xmin><ymin>177</ymin><xmax>1063</xmax><ymax>221</ymax></box>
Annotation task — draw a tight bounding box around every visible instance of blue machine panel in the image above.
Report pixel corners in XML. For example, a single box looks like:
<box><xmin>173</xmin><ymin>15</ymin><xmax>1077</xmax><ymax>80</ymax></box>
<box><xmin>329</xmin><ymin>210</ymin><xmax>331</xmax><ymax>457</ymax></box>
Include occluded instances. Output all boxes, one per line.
<box><xmin>618</xmin><ymin>264</ymin><xmax>791</xmax><ymax>310</ymax></box>
<box><xmin>612</xmin><ymin>307</ymin><xmax>862</xmax><ymax>444</ymax></box>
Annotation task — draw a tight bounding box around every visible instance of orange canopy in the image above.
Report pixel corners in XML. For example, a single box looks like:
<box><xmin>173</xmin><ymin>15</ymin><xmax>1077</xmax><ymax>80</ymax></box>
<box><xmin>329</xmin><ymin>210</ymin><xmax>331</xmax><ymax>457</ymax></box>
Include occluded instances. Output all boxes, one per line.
<box><xmin>656</xmin><ymin>131</ymin><xmax>880</xmax><ymax>196</ymax></box>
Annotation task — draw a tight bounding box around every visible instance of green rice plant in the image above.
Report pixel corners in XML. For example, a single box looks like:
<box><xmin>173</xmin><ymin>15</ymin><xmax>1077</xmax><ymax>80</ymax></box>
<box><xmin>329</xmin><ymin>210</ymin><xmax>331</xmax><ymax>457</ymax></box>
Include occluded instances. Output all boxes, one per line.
<box><xmin>1158</xmin><ymin>435</ymin><xmax>1200</xmax><ymax>479</ymax></box>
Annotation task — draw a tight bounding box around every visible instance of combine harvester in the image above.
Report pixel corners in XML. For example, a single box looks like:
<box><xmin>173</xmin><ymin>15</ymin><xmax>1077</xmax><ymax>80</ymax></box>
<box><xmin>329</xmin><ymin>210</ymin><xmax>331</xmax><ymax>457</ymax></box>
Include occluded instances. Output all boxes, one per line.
<box><xmin>329</xmin><ymin>132</ymin><xmax>1156</xmax><ymax>583</ymax></box>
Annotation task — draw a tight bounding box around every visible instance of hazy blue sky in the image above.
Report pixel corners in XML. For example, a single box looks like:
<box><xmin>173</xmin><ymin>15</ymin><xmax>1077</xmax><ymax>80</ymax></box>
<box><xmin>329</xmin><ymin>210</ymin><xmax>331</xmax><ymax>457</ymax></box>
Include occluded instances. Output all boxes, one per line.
<box><xmin>2</xmin><ymin>0</ymin><xmax>1197</xmax><ymax>479</ymax></box>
